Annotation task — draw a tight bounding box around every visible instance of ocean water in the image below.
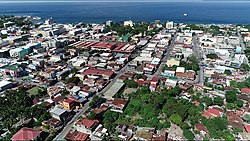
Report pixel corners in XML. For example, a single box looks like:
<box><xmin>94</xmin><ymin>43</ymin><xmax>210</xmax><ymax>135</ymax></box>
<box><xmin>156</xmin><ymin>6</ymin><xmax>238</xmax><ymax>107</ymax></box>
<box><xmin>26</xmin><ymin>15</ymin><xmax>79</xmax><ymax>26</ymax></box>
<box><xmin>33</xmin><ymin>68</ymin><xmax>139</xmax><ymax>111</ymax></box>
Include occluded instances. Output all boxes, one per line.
<box><xmin>0</xmin><ymin>2</ymin><xmax>250</xmax><ymax>24</ymax></box>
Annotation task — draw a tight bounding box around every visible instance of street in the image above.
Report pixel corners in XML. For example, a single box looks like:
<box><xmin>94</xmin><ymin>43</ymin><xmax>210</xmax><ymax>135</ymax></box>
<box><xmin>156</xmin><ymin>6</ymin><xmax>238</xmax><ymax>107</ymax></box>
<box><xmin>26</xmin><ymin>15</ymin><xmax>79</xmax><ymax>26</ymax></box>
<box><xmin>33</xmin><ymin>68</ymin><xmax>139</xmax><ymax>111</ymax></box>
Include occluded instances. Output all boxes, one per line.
<box><xmin>153</xmin><ymin>33</ymin><xmax>178</xmax><ymax>78</ymax></box>
<box><xmin>191</xmin><ymin>35</ymin><xmax>204</xmax><ymax>85</ymax></box>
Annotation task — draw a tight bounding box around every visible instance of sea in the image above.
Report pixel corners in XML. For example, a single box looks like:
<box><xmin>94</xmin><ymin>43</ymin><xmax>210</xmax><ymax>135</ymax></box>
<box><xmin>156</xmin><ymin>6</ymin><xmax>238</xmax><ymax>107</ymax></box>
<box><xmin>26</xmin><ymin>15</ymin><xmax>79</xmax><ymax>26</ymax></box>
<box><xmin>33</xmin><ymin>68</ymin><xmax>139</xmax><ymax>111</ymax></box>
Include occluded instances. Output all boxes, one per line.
<box><xmin>0</xmin><ymin>2</ymin><xmax>250</xmax><ymax>24</ymax></box>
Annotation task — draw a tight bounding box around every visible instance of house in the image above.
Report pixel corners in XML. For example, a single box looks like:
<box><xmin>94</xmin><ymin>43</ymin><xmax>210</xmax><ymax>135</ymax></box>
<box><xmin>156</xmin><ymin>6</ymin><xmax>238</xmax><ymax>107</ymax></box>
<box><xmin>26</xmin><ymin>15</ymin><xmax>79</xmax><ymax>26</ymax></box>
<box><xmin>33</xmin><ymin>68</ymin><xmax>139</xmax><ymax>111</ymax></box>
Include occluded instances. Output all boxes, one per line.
<box><xmin>176</xmin><ymin>67</ymin><xmax>185</xmax><ymax>73</ymax></box>
<box><xmin>0</xmin><ymin>80</ymin><xmax>13</xmax><ymax>92</ymax></box>
<box><xmin>194</xmin><ymin>123</ymin><xmax>208</xmax><ymax>135</ymax></box>
<box><xmin>49</xmin><ymin>107</ymin><xmax>69</xmax><ymax>122</ymax></box>
<box><xmin>82</xmin><ymin>68</ymin><xmax>115</xmax><ymax>80</ymax></box>
<box><xmin>111</xmin><ymin>98</ymin><xmax>128</xmax><ymax>113</ymax></box>
<box><xmin>143</xmin><ymin>64</ymin><xmax>155</xmax><ymax>74</ymax></box>
<box><xmin>244</xmin><ymin>125</ymin><xmax>250</xmax><ymax>133</ymax></box>
<box><xmin>93</xmin><ymin>104</ymin><xmax>110</xmax><ymax>115</ymax></box>
<box><xmin>11</xmin><ymin>127</ymin><xmax>42</xmax><ymax>141</ymax></box>
<box><xmin>166</xmin><ymin>58</ymin><xmax>180</xmax><ymax>67</ymax></box>
<box><xmin>52</xmin><ymin>96</ymin><xmax>66</xmax><ymax>105</ymax></box>
<box><xmin>176</xmin><ymin>71</ymin><xmax>195</xmax><ymax>80</ymax></box>
<box><xmin>163</xmin><ymin>69</ymin><xmax>175</xmax><ymax>77</ymax></box>
<box><xmin>63</xmin><ymin>98</ymin><xmax>75</xmax><ymax>110</ymax></box>
<box><xmin>202</xmin><ymin>108</ymin><xmax>223</xmax><ymax>119</ymax></box>
<box><xmin>90</xmin><ymin>124</ymin><xmax>108</xmax><ymax>140</ymax></box>
<box><xmin>116</xmin><ymin>125</ymin><xmax>135</xmax><ymax>140</ymax></box>
<box><xmin>165</xmin><ymin>79</ymin><xmax>178</xmax><ymax>88</ymax></box>
<box><xmin>0</xmin><ymin>64</ymin><xmax>23</xmax><ymax>77</ymax></box>
<box><xmin>65</xmin><ymin>130</ymin><xmax>89</xmax><ymax>141</ymax></box>
<box><xmin>74</xmin><ymin>118</ymin><xmax>99</xmax><ymax>134</ymax></box>
<box><xmin>9</xmin><ymin>47</ymin><xmax>29</xmax><ymax>58</ymax></box>
<box><xmin>46</xmin><ymin>118</ymin><xmax>62</xmax><ymax>129</ymax></box>
<box><xmin>241</xmin><ymin>88</ymin><xmax>250</xmax><ymax>95</ymax></box>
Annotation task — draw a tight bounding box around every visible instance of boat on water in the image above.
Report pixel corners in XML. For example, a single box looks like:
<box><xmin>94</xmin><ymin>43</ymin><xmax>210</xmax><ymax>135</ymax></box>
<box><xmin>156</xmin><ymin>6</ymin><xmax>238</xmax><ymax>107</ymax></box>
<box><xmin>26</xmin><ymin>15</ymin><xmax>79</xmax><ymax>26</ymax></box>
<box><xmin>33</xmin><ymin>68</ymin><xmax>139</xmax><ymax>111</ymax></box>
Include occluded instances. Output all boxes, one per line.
<box><xmin>184</xmin><ymin>13</ymin><xmax>188</xmax><ymax>16</ymax></box>
<box><xmin>32</xmin><ymin>16</ymin><xmax>41</xmax><ymax>20</ymax></box>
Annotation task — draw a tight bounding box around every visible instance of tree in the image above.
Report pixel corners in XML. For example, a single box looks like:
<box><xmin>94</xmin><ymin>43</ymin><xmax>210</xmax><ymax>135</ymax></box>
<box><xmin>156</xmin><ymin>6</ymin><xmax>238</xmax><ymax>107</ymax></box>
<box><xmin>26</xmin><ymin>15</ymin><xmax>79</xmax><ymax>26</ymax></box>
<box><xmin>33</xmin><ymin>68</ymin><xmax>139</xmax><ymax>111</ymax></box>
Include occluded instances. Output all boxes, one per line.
<box><xmin>65</xmin><ymin>77</ymin><xmax>81</xmax><ymax>84</ymax></box>
<box><xmin>135</xmin><ymin>74</ymin><xmax>142</xmax><ymax>79</ymax></box>
<box><xmin>230</xmin><ymin>80</ymin><xmax>237</xmax><ymax>87</ymax></box>
<box><xmin>213</xmin><ymin>97</ymin><xmax>224</xmax><ymax>106</ymax></box>
<box><xmin>202</xmin><ymin>117</ymin><xmax>228</xmax><ymax>139</ymax></box>
<box><xmin>124</xmin><ymin>79</ymin><xmax>138</xmax><ymax>88</ymax></box>
<box><xmin>206</xmin><ymin>54</ymin><xmax>218</xmax><ymax>59</ymax></box>
<box><xmin>225</xmin><ymin>90</ymin><xmax>237</xmax><ymax>103</ymax></box>
<box><xmin>169</xmin><ymin>114</ymin><xmax>182</xmax><ymax>125</ymax></box>
<box><xmin>183</xmin><ymin>129</ymin><xmax>195</xmax><ymax>141</ymax></box>
<box><xmin>87</xmin><ymin>111</ymin><xmax>97</xmax><ymax>120</ymax></box>
<box><xmin>235</xmin><ymin>99</ymin><xmax>244</xmax><ymax>107</ymax></box>
<box><xmin>224</xmin><ymin>69</ymin><xmax>232</xmax><ymax>75</ymax></box>
<box><xmin>243</xmin><ymin>113</ymin><xmax>250</xmax><ymax>122</ymax></box>
<box><xmin>89</xmin><ymin>95</ymin><xmax>100</xmax><ymax>108</ymax></box>
<box><xmin>241</xmin><ymin>63</ymin><xmax>250</xmax><ymax>71</ymax></box>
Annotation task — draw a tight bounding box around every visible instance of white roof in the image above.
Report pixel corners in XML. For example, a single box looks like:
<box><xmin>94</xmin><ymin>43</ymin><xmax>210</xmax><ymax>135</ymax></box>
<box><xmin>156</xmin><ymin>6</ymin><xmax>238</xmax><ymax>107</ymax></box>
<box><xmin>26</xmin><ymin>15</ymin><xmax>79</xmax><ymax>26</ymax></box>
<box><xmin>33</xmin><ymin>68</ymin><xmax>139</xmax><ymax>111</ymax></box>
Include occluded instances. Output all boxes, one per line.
<box><xmin>0</xmin><ymin>80</ymin><xmax>12</xmax><ymax>88</ymax></box>
<box><xmin>176</xmin><ymin>67</ymin><xmax>185</xmax><ymax>73</ymax></box>
<box><xmin>50</xmin><ymin>107</ymin><xmax>67</xmax><ymax>115</ymax></box>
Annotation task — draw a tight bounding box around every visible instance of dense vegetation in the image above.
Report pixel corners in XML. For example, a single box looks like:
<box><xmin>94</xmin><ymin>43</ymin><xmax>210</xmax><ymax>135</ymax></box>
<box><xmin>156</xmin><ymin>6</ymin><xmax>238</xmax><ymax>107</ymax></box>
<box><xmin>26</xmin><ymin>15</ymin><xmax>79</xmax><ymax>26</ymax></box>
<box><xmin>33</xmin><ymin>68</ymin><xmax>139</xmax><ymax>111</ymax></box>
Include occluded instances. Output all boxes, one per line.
<box><xmin>0</xmin><ymin>15</ymin><xmax>32</xmax><ymax>28</ymax></box>
<box><xmin>94</xmin><ymin>86</ymin><xmax>206</xmax><ymax>140</ymax></box>
<box><xmin>103</xmin><ymin>22</ymin><xmax>161</xmax><ymax>36</ymax></box>
<box><xmin>206</xmin><ymin>54</ymin><xmax>218</xmax><ymax>59</ymax></box>
<box><xmin>179</xmin><ymin>54</ymin><xmax>200</xmax><ymax>72</ymax></box>
<box><xmin>0</xmin><ymin>88</ymin><xmax>50</xmax><ymax>140</ymax></box>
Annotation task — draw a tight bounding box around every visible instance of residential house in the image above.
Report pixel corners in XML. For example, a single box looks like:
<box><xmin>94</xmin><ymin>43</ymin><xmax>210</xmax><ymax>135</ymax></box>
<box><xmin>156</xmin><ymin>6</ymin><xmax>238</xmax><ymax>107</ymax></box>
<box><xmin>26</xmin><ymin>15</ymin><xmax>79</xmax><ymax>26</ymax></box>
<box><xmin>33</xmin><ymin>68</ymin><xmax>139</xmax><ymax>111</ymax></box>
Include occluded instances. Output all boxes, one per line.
<box><xmin>166</xmin><ymin>58</ymin><xmax>180</xmax><ymax>67</ymax></box>
<box><xmin>111</xmin><ymin>98</ymin><xmax>128</xmax><ymax>113</ymax></box>
<box><xmin>241</xmin><ymin>88</ymin><xmax>250</xmax><ymax>95</ymax></box>
<box><xmin>11</xmin><ymin>127</ymin><xmax>42</xmax><ymax>141</ymax></box>
<box><xmin>63</xmin><ymin>98</ymin><xmax>75</xmax><ymax>110</ymax></box>
<box><xmin>163</xmin><ymin>69</ymin><xmax>175</xmax><ymax>78</ymax></box>
<box><xmin>49</xmin><ymin>107</ymin><xmax>69</xmax><ymax>122</ymax></box>
<box><xmin>0</xmin><ymin>64</ymin><xmax>23</xmax><ymax>77</ymax></box>
<box><xmin>73</xmin><ymin>118</ymin><xmax>99</xmax><ymax>134</ymax></box>
<box><xmin>202</xmin><ymin>108</ymin><xmax>223</xmax><ymax>119</ymax></box>
<box><xmin>65</xmin><ymin>130</ymin><xmax>89</xmax><ymax>141</ymax></box>
<box><xmin>90</xmin><ymin>124</ymin><xmax>108</xmax><ymax>140</ymax></box>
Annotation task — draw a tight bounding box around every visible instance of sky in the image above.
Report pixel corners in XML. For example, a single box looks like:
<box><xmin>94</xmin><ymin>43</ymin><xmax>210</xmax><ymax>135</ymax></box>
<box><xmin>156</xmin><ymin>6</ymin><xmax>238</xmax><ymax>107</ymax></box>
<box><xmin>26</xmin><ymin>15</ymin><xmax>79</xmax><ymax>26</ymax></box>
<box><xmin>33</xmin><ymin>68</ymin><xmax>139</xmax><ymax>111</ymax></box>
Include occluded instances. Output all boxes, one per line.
<box><xmin>1</xmin><ymin>0</ymin><xmax>250</xmax><ymax>2</ymax></box>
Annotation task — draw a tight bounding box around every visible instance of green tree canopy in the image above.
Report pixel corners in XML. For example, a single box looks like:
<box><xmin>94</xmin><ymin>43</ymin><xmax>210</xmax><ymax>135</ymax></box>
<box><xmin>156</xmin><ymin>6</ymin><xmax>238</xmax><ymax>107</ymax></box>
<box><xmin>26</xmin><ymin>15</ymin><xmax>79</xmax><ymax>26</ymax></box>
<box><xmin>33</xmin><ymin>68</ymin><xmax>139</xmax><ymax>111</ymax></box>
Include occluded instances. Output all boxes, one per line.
<box><xmin>124</xmin><ymin>79</ymin><xmax>138</xmax><ymax>88</ymax></box>
<box><xmin>169</xmin><ymin>113</ymin><xmax>182</xmax><ymax>125</ymax></box>
<box><xmin>224</xmin><ymin>69</ymin><xmax>232</xmax><ymax>75</ymax></box>
<box><xmin>225</xmin><ymin>90</ymin><xmax>237</xmax><ymax>103</ymax></box>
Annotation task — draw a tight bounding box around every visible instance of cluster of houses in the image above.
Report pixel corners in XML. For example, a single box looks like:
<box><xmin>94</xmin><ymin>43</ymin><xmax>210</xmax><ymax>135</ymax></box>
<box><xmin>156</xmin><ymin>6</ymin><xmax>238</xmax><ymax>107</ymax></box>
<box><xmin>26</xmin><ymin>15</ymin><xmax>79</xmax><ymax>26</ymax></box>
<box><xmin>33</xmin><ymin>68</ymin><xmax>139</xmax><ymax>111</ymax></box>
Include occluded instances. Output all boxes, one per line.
<box><xmin>1</xmin><ymin>16</ymin><xmax>250</xmax><ymax>141</ymax></box>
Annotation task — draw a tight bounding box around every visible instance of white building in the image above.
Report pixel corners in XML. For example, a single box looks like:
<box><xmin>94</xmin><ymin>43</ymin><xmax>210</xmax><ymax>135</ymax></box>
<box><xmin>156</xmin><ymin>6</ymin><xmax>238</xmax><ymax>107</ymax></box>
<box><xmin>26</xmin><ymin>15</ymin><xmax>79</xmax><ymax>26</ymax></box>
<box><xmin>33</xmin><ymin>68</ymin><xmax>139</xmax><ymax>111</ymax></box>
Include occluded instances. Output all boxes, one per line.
<box><xmin>124</xmin><ymin>20</ymin><xmax>133</xmax><ymax>27</ymax></box>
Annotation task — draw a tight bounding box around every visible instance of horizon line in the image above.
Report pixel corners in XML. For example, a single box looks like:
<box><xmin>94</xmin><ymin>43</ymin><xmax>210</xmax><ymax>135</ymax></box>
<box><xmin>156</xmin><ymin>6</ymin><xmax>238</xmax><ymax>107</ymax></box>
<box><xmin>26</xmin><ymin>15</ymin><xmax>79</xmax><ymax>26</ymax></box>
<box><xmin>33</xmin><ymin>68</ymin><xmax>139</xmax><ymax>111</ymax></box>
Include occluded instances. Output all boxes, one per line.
<box><xmin>1</xmin><ymin>0</ymin><xmax>250</xmax><ymax>3</ymax></box>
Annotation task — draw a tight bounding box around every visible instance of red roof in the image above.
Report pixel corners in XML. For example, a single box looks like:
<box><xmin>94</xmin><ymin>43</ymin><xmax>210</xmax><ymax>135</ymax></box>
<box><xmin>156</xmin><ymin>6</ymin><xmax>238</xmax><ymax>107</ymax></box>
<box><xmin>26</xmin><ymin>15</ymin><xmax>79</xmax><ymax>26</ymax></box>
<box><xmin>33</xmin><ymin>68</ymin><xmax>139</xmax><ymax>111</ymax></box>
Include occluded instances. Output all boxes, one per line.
<box><xmin>92</xmin><ymin>42</ymin><xmax>116</xmax><ymax>49</ymax></box>
<box><xmin>151</xmin><ymin>77</ymin><xmax>159</xmax><ymax>83</ymax></box>
<box><xmin>202</xmin><ymin>111</ymin><xmax>213</xmax><ymax>119</ymax></box>
<box><xmin>207</xmin><ymin>108</ymin><xmax>221</xmax><ymax>117</ymax></box>
<box><xmin>82</xmin><ymin>68</ymin><xmax>114</xmax><ymax>77</ymax></box>
<box><xmin>11</xmin><ymin>127</ymin><xmax>41</xmax><ymax>141</ymax></box>
<box><xmin>75</xmin><ymin>132</ymin><xmax>89</xmax><ymax>141</ymax></box>
<box><xmin>192</xmin><ymin>101</ymin><xmax>200</xmax><ymax>106</ymax></box>
<box><xmin>241</xmin><ymin>88</ymin><xmax>250</xmax><ymax>95</ymax></box>
<box><xmin>77</xmin><ymin>118</ymin><xmax>99</xmax><ymax>128</ymax></box>
<box><xmin>64</xmin><ymin>98</ymin><xmax>75</xmax><ymax>104</ymax></box>
<box><xmin>52</xmin><ymin>96</ymin><xmax>66</xmax><ymax>103</ymax></box>
<box><xmin>195</xmin><ymin>123</ymin><xmax>208</xmax><ymax>133</ymax></box>
<box><xmin>112</xmin><ymin>98</ymin><xmax>128</xmax><ymax>107</ymax></box>
<box><xmin>244</xmin><ymin>125</ymin><xmax>250</xmax><ymax>133</ymax></box>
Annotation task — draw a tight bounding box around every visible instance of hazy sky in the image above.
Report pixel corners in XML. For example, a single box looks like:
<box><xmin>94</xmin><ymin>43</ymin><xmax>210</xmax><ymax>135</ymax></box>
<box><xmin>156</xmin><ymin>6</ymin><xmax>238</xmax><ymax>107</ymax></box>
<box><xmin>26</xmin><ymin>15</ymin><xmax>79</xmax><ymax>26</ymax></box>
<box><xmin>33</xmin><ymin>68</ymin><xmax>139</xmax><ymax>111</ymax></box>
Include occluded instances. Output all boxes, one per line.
<box><xmin>1</xmin><ymin>0</ymin><xmax>250</xmax><ymax>2</ymax></box>
<box><xmin>0</xmin><ymin>0</ymin><xmax>249</xmax><ymax>2</ymax></box>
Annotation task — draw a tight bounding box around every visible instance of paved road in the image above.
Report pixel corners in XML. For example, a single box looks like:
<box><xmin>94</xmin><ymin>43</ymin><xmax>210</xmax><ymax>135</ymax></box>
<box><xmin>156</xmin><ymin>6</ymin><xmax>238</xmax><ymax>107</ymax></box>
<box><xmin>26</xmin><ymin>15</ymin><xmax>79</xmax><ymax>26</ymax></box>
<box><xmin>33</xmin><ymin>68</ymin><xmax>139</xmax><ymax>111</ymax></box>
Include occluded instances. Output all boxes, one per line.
<box><xmin>192</xmin><ymin>35</ymin><xmax>204</xmax><ymax>85</ymax></box>
<box><xmin>53</xmin><ymin>50</ymin><xmax>133</xmax><ymax>141</ymax></box>
<box><xmin>153</xmin><ymin>33</ymin><xmax>178</xmax><ymax>78</ymax></box>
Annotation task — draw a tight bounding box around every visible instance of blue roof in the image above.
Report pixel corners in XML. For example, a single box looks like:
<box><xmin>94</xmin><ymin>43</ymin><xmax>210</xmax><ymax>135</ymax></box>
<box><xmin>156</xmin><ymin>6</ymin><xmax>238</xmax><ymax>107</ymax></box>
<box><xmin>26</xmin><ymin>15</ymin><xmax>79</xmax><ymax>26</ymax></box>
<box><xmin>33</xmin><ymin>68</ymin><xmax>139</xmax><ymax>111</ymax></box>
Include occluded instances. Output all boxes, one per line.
<box><xmin>78</xmin><ymin>97</ymin><xmax>87</xmax><ymax>102</ymax></box>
